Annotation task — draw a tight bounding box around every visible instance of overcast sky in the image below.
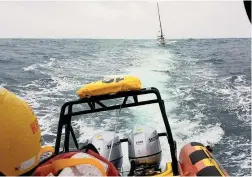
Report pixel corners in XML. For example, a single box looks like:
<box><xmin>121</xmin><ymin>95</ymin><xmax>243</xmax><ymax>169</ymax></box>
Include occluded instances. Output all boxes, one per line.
<box><xmin>0</xmin><ymin>1</ymin><xmax>251</xmax><ymax>39</ymax></box>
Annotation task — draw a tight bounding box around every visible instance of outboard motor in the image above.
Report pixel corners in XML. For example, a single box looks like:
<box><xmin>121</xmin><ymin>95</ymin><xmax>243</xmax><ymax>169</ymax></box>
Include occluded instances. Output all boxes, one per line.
<box><xmin>128</xmin><ymin>126</ymin><xmax>162</xmax><ymax>176</ymax></box>
<box><xmin>90</xmin><ymin>131</ymin><xmax>123</xmax><ymax>170</ymax></box>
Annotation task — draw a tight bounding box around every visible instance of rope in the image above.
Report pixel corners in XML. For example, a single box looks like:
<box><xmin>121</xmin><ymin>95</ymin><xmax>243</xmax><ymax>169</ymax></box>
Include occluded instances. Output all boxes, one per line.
<box><xmin>108</xmin><ymin>101</ymin><xmax>123</xmax><ymax>161</ymax></box>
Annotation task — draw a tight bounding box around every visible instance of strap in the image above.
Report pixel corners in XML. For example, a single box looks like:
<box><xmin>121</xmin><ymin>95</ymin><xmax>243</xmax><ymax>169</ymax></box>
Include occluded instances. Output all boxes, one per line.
<box><xmin>52</xmin><ymin>158</ymin><xmax>106</xmax><ymax>176</ymax></box>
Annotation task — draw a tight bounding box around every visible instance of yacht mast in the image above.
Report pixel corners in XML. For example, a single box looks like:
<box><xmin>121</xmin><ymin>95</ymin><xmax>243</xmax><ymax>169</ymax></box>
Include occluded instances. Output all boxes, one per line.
<box><xmin>157</xmin><ymin>2</ymin><xmax>164</xmax><ymax>39</ymax></box>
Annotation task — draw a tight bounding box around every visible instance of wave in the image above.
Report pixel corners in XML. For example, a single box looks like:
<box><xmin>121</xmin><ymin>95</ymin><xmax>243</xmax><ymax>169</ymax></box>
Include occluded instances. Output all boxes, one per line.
<box><xmin>23</xmin><ymin>57</ymin><xmax>56</xmax><ymax>72</ymax></box>
<box><xmin>196</xmin><ymin>58</ymin><xmax>225</xmax><ymax>65</ymax></box>
<box><xmin>220</xmin><ymin>75</ymin><xmax>250</xmax><ymax>124</ymax></box>
<box><xmin>167</xmin><ymin>40</ymin><xmax>178</xmax><ymax>44</ymax></box>
<box><xmin>0</xmin><ymin>83</ymin><xmax>7</xmax><ymax>87</ymax></box>
<box><xmin>151</xmin><ymin>69</ymin><xmax>172</xmax><ymax>75</ymax></box>
<box><xmin>23</xmin><ymin>64</ymin><xmax>37</xmax><ymax>71</ymax></box>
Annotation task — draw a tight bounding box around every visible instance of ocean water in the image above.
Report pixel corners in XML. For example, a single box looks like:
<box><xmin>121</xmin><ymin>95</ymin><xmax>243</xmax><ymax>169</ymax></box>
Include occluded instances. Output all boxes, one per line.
<box><xmin>0</xmin><ymin>38</ymin><xmax>251</xmax><ymax>176</ymax></box>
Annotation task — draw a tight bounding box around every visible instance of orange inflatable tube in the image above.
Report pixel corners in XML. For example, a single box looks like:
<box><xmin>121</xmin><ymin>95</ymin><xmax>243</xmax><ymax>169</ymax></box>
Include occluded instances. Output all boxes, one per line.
<box><xmin>179</xmin><ymin>142</ymin><xmax>229</xmax><ymax>176</ymax></box>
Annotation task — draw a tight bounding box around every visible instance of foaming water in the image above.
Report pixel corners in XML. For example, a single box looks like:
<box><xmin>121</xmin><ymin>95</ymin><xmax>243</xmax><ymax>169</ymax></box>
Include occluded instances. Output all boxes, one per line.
<box><xmin>0</xmin><ymin>38</ymin><xmax>250</xmax><ymax>176</ymax></box>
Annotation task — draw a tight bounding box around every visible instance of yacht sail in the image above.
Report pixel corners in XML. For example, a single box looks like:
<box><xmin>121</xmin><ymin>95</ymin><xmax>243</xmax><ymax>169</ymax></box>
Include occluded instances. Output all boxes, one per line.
<box><xmin>157</xmin><ymin>2</ymin><xmax>166</xmax><ymax>45</ymax></box>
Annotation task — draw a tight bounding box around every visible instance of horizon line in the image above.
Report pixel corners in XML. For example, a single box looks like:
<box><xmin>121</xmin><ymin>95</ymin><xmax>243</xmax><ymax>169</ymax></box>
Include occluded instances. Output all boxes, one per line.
<box><xmin>0</xmin><ymin>37</ymin><xmax>251</xmax><ymax>40</ymax></box>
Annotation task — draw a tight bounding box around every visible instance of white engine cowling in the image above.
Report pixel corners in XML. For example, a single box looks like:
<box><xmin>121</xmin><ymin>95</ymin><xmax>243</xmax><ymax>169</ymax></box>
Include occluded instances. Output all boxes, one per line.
<box><xmin>128</xmin><ymin>126</ymin><xmax>162</xmax><ymax>170</ymax></box>
<box><xmin>90</xmin><ymin>131</ymin><xmax>123</xmax><ymax>170</ymax></box>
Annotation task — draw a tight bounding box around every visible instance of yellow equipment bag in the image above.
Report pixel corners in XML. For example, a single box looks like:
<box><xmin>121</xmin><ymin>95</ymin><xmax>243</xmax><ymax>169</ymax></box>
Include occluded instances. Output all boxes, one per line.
<box><xmin>77</xmin><ymin>76</ymin><xmax>142</xmax><ymax>98</ymax></box>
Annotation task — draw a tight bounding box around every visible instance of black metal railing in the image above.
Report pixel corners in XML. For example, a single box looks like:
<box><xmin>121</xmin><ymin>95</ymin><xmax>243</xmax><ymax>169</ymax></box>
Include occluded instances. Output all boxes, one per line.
<box><xmin>54</xmin><ymin>87</ymin><xmax>179</xmax><ymax>175</ymax></box>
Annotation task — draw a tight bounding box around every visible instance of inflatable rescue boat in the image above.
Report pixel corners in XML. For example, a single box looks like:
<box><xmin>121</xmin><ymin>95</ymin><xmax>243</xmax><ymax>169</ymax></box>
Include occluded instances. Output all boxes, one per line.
<box><xmin>54</xmin><ymin>76</ymin><xmax>229</xmax><ymax>176</ymax></box>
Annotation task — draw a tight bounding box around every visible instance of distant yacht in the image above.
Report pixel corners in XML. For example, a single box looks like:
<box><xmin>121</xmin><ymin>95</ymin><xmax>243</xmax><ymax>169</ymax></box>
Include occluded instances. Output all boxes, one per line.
<box><xmin>157</xmin><ymin>2</ymin><xmax>166</xmax><ymax>45</ymax></box>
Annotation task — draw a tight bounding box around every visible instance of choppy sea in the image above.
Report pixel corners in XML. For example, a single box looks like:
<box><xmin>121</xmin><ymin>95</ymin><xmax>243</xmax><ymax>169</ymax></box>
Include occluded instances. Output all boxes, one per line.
<box><xmin>0</xmin><ymin>38</ymin><xmax>251</xmax><ymax>176</ymax></box>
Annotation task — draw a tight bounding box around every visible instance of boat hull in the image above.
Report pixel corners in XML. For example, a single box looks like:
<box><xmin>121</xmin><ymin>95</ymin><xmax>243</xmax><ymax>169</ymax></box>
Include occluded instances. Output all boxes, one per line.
<box><xmin>149</xmin><ymin>142</ymin><xmax>229</xmax><ymax>176</ymax></box>
<box><xmin>157</xmin><ymin>38</ymin><xmax>166</xmax><ymax>45</ymax></box>
<box><xmin>178</xmin><ymin>142</ymin><xmax>229</xmax><ymax>176</ymax></box>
